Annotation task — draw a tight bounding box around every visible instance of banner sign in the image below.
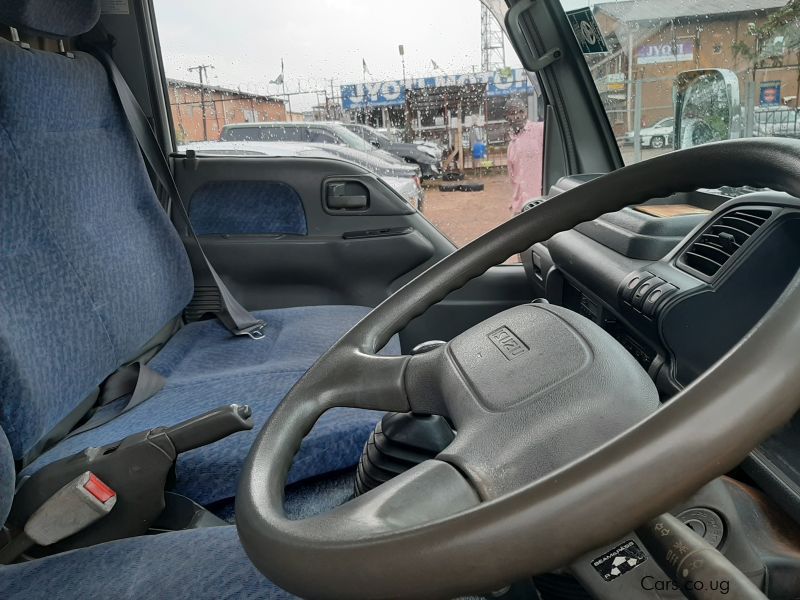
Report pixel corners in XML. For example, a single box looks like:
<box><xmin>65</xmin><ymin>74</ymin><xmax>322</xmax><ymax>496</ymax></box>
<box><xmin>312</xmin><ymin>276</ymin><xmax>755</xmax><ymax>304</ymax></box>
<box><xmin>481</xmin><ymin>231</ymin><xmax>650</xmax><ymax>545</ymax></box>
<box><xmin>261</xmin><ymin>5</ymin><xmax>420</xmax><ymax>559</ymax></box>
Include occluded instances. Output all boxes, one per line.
<box><xmin>637</xmin><ymin>41</ymin><xmax>694</xmax><ymax>64</ymax></box>
<box><xmin>340</xmin><ymin>68</ymin><xmax>538</xmax><ymax>110</ymax></box>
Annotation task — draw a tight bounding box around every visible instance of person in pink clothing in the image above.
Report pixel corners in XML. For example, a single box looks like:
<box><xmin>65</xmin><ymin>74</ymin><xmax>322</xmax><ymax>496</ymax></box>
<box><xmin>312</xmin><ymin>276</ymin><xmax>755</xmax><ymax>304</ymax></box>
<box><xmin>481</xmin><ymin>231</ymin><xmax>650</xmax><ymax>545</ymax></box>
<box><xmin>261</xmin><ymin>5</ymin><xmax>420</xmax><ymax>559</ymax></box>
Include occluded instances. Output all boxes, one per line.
<box><xmin>506</xmin><ymin>100</ymin><xmax>545</xmax><ymax>215</ymax></box>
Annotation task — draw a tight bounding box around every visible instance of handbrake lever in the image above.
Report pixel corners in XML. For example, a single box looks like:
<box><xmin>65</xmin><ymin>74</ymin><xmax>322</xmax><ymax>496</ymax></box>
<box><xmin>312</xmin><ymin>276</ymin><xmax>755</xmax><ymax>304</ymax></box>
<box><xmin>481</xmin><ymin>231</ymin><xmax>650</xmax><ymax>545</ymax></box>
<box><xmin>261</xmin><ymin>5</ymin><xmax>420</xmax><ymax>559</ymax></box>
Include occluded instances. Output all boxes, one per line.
<box><xmin>165</xmin><ymin>403</ymin><xmax>253</xmax><ymax>453</ymax></box>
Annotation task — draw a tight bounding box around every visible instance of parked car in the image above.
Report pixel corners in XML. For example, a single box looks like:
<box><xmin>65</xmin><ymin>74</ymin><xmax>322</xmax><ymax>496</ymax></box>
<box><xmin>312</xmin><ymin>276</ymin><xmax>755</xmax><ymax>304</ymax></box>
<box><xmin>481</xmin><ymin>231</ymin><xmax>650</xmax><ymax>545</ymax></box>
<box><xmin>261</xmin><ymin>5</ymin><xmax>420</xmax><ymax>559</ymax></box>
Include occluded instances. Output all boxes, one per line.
<box><xmin>343</xmin><ymin>123</ymin><xmax>442</xmax><ymax>178</ymax></box>
<box><xmin>221</xmin><ymin>121</ymin><xmax>423</xmax><ymax>169</ymax></box>
<box><xmin>221</xmin><ymin>121</ymin><xmax>391</xmax><ymax>156</ymax></box>
<box><xmin>376</xmin><ymin>126</ymin><xmax>448</xmax><ymax>161</ymax></box>
<box><xmin>624</xmin><ymin>117</ymin><xmax>674</xmax><ymax>148</ymax></box>
<box><xmin>181</xmin><ymin>140</ymin><xmax>424</xmax><ymax>209</ymax></box>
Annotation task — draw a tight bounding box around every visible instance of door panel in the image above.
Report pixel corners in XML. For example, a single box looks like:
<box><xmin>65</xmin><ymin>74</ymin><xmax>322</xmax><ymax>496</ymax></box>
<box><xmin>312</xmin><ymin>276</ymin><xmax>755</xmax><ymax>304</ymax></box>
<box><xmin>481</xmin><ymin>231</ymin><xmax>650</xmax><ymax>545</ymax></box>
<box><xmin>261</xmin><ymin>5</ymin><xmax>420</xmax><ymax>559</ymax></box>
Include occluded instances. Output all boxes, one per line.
<box><xmin>173</xmin><ymin>153</ymin><xmax>532</xmax><ymax>352</ymax></box>
<box><xmin>185</xmin><ymin>232</ymin><xmax>436</xmax><ymax>309</ymax></box>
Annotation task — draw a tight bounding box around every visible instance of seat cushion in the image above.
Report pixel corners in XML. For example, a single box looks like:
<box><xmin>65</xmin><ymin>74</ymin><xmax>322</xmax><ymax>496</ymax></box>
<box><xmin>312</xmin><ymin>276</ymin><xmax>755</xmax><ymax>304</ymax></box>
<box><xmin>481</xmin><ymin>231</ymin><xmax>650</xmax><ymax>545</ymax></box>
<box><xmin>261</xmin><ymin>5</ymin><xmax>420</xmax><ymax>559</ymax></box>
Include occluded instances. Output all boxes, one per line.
<box><xmin>0</xmin><ymin>470</ymin><xmax>360</xmax><ymax>600</ymax></box>
<box><xmin>0</xmin><ymin>524</ymin><xmax>290</xmax><ymax>599</ymax></box>
<box><xmin>148</xmin><ymin>305</ymin><xmax>372</xmax><ymax>384</ymax></box>
<box><xmin>23</xmin><ymin>306</ymin><xmax>394</xmax><ymax>506</ymax></box>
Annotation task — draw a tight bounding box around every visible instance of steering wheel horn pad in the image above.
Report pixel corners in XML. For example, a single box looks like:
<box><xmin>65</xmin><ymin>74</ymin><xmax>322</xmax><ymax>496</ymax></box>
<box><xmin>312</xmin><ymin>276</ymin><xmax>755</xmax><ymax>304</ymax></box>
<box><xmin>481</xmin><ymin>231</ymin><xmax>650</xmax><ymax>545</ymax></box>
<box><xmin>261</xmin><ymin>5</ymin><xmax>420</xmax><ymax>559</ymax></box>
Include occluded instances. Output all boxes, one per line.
<box><xmin>407</xmin><ymin>303</ymin><xmax>659</xmax><ymax>499</ymax></box>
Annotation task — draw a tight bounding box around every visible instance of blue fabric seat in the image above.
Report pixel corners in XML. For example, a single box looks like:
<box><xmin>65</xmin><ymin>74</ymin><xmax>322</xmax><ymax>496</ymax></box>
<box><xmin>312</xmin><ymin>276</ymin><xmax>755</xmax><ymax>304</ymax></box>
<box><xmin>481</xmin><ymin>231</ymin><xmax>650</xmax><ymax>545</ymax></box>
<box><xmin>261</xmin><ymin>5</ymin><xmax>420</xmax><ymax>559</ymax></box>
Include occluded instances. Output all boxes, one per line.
<box><xmin>0</xmin><ymin>524</ymin><xmax>292</xmax><ymax>600</ymax></box>
<box><xmin>0</xmin><ymin>0</ymin><xmax>391</xmax><ymax>511</ymax></box>
<box><xmin>0</xmin><ymin>2</ymin><xmax>390</xmax><ymax>597</ymax></box>
<box><xmin>22</xmin><ymin>306</ymin><xmax>388</xmax><ymax>506</ymax></box>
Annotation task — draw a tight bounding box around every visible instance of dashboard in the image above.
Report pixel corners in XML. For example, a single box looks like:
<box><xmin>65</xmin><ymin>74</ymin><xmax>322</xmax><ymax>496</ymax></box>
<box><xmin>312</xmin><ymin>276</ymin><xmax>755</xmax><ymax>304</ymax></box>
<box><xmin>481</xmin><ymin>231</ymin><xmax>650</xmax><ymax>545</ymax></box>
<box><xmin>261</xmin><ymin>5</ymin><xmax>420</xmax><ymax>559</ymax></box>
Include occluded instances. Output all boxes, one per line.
<box><xmin>522</xmin><ymin>180</ymin><xmax>800</xmax><ymax>525</ymax></box>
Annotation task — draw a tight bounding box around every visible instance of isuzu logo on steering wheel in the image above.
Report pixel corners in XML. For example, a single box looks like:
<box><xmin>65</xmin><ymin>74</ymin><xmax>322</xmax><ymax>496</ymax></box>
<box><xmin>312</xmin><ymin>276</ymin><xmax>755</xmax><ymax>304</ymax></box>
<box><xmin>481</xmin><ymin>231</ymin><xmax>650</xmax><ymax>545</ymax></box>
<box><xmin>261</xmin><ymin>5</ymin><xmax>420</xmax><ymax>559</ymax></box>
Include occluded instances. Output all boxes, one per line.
<box><xmin>488</xmin><ymin>326</ymin><xmax>529</xmax><ymax>360</ymax></box>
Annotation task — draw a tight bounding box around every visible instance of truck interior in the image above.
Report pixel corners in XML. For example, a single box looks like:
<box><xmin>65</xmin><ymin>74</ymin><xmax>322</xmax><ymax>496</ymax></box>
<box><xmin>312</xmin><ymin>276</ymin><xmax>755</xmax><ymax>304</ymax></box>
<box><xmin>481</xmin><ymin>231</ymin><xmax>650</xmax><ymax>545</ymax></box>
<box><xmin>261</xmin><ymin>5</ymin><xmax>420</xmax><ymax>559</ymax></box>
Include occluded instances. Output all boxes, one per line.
<box><xmin>1</xmin><ymin>0</ymin><xmax>800</xmax><ymax>598</ymax></box>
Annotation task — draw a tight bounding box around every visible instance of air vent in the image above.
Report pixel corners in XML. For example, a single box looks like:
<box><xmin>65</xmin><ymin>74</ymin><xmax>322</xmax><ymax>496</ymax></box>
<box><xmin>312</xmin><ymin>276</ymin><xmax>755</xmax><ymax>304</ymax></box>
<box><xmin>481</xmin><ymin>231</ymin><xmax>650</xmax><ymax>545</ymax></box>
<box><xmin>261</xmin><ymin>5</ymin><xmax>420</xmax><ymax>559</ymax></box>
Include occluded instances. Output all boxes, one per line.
<box><xmin>679</xmin><ymin>208</ymin><xmax>772</xmax><ymax>278</ymax></box>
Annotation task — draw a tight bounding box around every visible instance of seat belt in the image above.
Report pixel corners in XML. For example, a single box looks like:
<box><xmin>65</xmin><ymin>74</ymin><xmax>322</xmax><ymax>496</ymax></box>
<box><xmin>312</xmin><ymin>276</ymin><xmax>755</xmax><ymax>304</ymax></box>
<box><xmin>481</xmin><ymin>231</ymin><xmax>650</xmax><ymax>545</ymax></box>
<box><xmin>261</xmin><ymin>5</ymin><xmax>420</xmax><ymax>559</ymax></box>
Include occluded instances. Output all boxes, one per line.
<box><xmin>20</xmin><ymin>362</ymin><xmax>168</xmax><ymax>467</ymax></box>
<box><xmin>91</xmin><ymin>47</ymin><xmax>266</xmax><ymax>340</ymax></box>
<box><xmin>65</xmin><ymin>362</ymin><xmax>166</xmax><ymax>439</ymax></box>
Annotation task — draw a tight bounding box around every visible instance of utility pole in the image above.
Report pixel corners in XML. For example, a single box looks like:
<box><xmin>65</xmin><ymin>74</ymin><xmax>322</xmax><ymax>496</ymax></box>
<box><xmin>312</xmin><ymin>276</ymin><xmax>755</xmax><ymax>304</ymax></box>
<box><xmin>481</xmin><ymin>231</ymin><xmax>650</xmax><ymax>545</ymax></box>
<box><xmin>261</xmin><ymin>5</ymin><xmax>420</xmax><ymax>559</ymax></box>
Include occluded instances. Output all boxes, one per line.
<box><xmin>283</xmin><ymin>76</ymin><xmax>292</xmax><ymax>120</ymax></box>
<box><xmin>188</xmin><ymin>64</ymin><xmax>214</xmax><ymax>141</ymax></box>
<box><xmin>400</xmin><ymin>44</ymin><xmax>411</xmax><ymax>139</ymax></box>
<box><xmin>330</xmin><ymin>78</ymin><xmax>336</xmax><ymax>119</ymax></box>
<box><xmin>627</xmin><ymin>29</ymin><xmax>634</xmax><ymax>132</ymax></box>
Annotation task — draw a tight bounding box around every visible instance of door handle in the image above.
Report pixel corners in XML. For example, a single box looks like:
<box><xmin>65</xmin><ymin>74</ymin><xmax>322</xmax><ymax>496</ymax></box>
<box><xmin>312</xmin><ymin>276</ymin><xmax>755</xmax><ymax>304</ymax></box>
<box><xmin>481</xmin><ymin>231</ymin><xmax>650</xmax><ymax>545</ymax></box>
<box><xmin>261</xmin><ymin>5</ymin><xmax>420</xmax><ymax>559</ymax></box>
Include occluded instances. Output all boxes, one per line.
<box><xmin>326</xmin><ymin>182</ymin><xmax>369</xmax><ymax>210</ymax></box>
<box><xmin>328</xmin><ymin>194</ymin><xmax>368</xmax><ymax>210</ymax></box>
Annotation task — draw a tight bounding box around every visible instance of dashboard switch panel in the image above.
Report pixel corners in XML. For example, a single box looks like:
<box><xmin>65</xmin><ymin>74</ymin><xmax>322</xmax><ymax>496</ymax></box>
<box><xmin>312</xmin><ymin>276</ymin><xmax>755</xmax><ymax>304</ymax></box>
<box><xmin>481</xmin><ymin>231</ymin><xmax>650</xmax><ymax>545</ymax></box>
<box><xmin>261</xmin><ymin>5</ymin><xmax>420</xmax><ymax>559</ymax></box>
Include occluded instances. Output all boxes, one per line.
<box><xmin>619</xmin><ymin>269</ymin><xmax>680</xmax><ymax>320</ymax></box>
<box><xmin>621</xmin><ymin>271</ymin><xmax>655</xmax><ymax>303</ymax></box>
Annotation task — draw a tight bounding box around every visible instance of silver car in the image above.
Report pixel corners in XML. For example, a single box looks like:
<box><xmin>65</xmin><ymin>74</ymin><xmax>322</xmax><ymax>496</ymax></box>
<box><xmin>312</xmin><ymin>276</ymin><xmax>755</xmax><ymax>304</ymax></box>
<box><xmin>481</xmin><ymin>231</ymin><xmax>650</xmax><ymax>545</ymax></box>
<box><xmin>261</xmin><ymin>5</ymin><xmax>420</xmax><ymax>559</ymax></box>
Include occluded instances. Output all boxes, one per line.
<box><xmin>180</xmin><ymin>140</ymin><xmax>424</xmax><ymax>209</ymax></box>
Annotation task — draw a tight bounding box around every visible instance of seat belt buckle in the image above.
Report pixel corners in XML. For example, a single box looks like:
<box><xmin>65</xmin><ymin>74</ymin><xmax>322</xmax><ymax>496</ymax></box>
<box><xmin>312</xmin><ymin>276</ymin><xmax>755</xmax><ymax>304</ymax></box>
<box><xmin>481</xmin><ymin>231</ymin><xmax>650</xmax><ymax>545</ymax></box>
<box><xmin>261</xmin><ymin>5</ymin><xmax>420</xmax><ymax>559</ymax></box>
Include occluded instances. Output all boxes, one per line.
<box><xmin>242</xmin><ymin>321</ymin><xmax>267</xmax><ymax>340</ymax></box>
<box><xmin>24</xmin><ymin>472</ymin><xmax>117</xmax><ymax>547</ymax></box>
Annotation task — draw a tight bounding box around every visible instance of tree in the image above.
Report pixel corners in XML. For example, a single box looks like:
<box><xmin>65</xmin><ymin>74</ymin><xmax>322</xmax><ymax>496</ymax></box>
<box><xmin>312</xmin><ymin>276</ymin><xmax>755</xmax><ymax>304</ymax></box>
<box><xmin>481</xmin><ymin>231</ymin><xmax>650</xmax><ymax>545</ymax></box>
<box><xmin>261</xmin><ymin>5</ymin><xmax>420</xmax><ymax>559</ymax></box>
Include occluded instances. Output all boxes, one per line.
<box><xmin>732</xmin><ymin>0</ymin><xmax>800</xmax><ymax>110</ymax></box>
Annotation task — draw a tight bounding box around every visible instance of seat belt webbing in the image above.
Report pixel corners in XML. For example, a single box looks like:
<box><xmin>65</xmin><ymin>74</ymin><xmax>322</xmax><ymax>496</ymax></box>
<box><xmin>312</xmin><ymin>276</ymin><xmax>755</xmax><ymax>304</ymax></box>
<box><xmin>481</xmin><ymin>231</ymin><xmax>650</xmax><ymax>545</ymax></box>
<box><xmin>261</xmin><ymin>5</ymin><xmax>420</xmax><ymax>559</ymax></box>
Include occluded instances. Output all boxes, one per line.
<box><xmin>66</xmin><ymin>362</ymin><xmax>165</xmax><ymax>439</ymax></box>
<box><xmin>92</xmin><ymin>47</ymin><xmax>266</xmax><ymax>340</ymax></box>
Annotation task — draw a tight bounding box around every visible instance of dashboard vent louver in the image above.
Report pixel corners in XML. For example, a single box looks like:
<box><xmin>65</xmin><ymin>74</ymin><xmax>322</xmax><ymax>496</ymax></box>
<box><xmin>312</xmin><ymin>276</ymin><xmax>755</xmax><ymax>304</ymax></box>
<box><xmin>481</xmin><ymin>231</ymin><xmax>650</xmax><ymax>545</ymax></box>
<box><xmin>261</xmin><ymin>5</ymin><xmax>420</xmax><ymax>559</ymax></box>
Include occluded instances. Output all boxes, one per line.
<box><xmin>680</xmin><ymin>208</ymin><xmax>772</xmax><ymax>278</ymax></box>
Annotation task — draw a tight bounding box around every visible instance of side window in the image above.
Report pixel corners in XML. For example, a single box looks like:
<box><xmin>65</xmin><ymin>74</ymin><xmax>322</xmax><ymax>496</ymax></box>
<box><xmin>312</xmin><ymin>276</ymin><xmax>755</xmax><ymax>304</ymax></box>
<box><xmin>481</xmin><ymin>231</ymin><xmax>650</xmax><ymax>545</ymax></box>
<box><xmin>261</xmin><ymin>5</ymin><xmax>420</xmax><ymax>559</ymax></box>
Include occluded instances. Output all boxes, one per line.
<box><xmin>221</xmin><ymin>127</ymin><xmax>258</xmax><ymax>142</ymax></box>
<box><xmin>154</xmin><ymin>1</ymin><xmax>547</xmax><ymax>263</ymax></box>
<box><xmin>308</xmin><ymin>129</ymin><xmax>338</xmax><ymax>144</ymax></box>
<box><xmin>259</xmin><ymin>127</ymin><xmax>287</xmax><ymax>141</ymax></box>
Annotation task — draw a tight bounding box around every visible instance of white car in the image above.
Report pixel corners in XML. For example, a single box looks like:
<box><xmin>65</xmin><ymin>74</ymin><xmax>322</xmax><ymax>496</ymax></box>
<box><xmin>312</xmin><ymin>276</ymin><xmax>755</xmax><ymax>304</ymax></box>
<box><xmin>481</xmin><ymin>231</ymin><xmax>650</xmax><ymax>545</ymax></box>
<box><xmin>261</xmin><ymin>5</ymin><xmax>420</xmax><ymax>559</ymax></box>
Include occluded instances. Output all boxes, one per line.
<box><xmin>624</xmin><ymin>117</ymin><xmax>674</xmax><ymax>149</ymax></box>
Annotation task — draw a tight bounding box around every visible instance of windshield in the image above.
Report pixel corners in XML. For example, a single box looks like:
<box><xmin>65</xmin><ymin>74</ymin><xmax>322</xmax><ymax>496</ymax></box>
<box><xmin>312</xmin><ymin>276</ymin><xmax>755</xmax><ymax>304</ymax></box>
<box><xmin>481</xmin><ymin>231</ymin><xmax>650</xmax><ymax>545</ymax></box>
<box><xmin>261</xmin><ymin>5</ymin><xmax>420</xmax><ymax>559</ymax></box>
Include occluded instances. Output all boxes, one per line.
<box><xmin>559</xmin><ymin>0</ymin><xmax>799</xmax><ymax>167</ymax></box>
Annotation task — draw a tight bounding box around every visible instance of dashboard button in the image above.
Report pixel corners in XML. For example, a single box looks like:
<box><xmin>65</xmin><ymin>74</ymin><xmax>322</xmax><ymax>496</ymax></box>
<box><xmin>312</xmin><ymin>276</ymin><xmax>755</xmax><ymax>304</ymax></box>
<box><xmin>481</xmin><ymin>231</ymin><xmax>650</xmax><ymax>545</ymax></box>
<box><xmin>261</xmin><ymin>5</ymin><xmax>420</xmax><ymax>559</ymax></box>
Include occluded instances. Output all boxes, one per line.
<box><xmin>621</xmin><ymin>271</ymin><xmax>654</xmax><ymax>302</ymax></box>
<box><xmin>643</xmin><ymin>283</ymin><xmax>678</xmax><ymax>316</ymax></box>
<box><xmin>632</xmin><ymin>277</ymin><xmax>665</xmax><ymax>310</ymax></box>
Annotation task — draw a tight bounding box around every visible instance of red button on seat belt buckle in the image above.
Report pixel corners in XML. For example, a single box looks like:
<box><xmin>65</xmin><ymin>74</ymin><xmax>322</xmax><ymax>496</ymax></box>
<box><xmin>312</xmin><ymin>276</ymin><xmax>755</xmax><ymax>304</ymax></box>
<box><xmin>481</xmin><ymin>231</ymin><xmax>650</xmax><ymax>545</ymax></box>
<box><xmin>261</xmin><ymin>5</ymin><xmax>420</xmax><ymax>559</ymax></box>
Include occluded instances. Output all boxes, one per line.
<box><xmin>24</xmin><ymin>471</ymin><xmax>118</xmax><ymax>547</ymax></box>
<box><xmin>83</xmin><ymin>472</ymin><xmax>116</xmax><ymax>504</ymax></box>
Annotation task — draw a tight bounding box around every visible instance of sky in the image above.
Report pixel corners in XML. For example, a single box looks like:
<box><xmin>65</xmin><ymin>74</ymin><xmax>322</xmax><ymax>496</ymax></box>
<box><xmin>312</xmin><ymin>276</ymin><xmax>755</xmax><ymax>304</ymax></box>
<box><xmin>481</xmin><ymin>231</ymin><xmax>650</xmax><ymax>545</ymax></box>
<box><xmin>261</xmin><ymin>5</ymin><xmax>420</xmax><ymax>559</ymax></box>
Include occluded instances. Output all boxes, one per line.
<box><xmin>153</xmin><ymin>0</ymin><xmax>593</xmax><ymax>111</ymax></box>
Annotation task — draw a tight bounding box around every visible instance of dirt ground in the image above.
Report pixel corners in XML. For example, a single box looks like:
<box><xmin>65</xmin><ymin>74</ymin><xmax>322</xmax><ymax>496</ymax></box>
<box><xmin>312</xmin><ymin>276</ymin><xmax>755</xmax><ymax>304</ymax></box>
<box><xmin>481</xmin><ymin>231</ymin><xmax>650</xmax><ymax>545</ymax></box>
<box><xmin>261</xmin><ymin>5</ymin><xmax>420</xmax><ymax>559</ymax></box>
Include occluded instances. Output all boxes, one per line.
<box><xmin>422</xmin><ymin>172</ymin><xmax>521</xmax><ymax>263</ymax></box>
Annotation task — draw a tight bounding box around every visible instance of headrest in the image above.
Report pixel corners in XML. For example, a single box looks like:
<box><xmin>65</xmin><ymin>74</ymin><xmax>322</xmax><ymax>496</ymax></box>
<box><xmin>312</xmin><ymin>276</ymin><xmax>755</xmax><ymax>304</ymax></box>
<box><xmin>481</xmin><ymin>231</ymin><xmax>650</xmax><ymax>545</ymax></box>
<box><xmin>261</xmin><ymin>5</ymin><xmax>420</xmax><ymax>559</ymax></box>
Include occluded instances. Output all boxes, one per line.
<box><xmin>0</xmin><ymin>0</ymin><xmax>101</xmax><ymax>38</ymax></box>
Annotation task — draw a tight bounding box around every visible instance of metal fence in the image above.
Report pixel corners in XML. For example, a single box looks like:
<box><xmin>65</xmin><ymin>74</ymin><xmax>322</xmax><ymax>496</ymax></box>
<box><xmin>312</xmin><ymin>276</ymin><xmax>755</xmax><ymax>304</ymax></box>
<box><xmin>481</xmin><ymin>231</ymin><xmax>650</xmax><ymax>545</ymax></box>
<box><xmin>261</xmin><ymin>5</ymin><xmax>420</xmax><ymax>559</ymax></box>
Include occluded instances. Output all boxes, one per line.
<box><xmin>752</xmin><ymin>106</ymin><xmax>800</xmax><ymax>138</ymax></box>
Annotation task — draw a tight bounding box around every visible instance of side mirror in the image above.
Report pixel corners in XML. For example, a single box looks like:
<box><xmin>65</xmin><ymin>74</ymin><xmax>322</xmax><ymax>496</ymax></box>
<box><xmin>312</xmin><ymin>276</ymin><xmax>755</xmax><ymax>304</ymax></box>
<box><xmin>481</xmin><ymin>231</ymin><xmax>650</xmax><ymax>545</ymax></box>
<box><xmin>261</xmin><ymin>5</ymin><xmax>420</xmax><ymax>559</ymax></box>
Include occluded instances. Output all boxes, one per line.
<box><xmin>370</xmin><ymin>139</ymin><xmax>381</xmax><ymax>148</ymax></box>
<box><xmin>674</xmin><ymin>69</ymin><xmax>741</xmax><ymax>150</ymax></box>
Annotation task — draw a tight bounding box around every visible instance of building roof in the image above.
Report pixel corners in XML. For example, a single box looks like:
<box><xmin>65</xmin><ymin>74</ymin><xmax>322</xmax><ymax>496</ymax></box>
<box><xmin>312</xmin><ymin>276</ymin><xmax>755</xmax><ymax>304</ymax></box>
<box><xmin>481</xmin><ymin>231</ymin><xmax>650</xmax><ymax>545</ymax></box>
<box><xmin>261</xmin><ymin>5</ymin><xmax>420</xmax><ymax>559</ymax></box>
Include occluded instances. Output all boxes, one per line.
<box><xmin>167</xmin><ymin>78</ymin><xmax>283</xmax><ymax>103</ymax></box>
<box><xmin>595</xmin><ymin>0</ymin><xmax>787</xmax><ymax>23</ymax></box>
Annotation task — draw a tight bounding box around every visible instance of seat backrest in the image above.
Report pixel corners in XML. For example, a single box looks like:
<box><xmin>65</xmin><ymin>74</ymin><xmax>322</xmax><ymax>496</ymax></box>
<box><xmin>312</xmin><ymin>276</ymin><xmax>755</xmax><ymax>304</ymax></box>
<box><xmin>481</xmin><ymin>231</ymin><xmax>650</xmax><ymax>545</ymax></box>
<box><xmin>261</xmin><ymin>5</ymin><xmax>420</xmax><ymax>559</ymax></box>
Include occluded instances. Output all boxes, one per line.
<box><xmin>0</xmin><ymin>2</ymin><xmax>194</xmax><ymax>459</ymax></box>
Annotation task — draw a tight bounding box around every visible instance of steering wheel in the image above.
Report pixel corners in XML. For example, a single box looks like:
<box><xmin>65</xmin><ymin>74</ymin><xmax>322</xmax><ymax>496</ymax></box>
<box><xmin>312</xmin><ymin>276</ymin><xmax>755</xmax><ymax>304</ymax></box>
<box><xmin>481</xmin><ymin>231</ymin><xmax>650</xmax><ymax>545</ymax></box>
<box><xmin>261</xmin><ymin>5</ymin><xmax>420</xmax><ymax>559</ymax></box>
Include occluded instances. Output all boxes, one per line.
<box><xmin>237</xmin><ymin>138</ymin><xmax>800</xmax><ymax>599</ymax></box>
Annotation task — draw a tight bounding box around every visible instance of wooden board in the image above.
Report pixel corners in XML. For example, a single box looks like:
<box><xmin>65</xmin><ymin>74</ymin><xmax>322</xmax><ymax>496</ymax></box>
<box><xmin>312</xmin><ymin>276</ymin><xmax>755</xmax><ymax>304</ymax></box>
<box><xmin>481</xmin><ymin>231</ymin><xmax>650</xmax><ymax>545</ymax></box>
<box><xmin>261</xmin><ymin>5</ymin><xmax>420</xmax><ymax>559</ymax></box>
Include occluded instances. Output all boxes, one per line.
<box><xmin>633</xmin><ymin>204</ymin><xmax>711</xmax><ymax>218</ymax></box>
